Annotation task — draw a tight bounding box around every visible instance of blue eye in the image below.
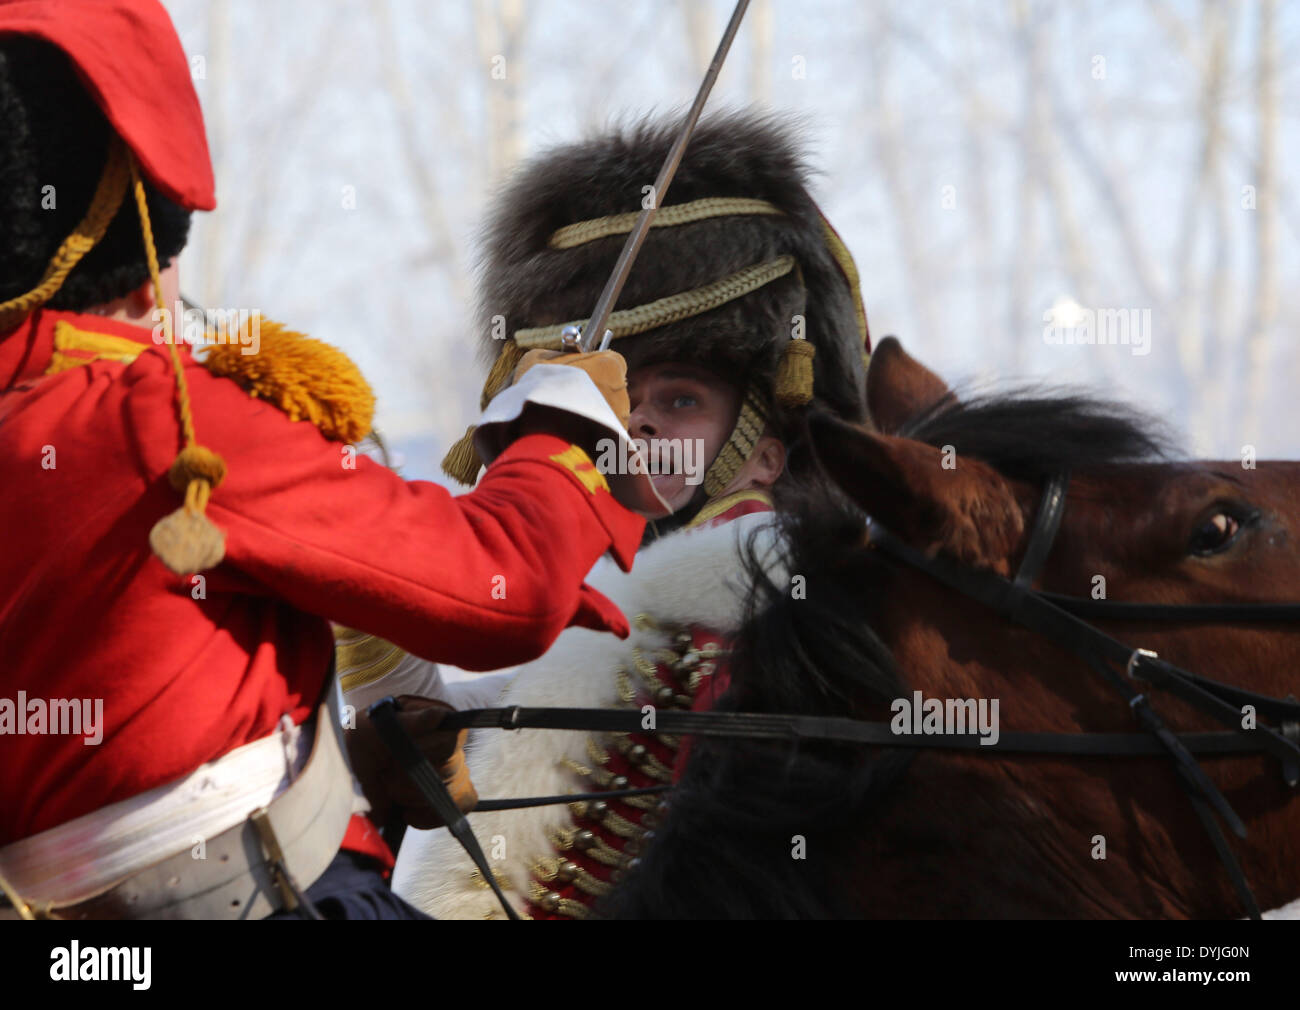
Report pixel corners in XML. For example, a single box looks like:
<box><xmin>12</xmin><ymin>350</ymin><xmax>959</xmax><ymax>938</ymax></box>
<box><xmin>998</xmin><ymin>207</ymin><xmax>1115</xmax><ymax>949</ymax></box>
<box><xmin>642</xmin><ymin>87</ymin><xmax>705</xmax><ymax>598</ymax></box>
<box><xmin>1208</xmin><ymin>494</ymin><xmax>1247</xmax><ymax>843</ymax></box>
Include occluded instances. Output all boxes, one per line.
<box><xmin>672</xmin><ymin>394</ymin><xmax>697</xmax><ymax>409</ymax></box>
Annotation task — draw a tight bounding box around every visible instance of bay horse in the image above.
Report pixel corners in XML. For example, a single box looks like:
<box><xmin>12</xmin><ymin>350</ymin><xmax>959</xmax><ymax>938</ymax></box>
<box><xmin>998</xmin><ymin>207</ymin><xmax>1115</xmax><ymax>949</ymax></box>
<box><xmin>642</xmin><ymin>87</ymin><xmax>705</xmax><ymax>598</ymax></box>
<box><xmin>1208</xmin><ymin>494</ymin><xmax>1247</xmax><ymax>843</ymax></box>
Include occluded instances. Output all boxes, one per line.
<box><xmin>600</xmin><ymin>337</ymin><xmax>1300</xmax><ymax>918</ymax></box>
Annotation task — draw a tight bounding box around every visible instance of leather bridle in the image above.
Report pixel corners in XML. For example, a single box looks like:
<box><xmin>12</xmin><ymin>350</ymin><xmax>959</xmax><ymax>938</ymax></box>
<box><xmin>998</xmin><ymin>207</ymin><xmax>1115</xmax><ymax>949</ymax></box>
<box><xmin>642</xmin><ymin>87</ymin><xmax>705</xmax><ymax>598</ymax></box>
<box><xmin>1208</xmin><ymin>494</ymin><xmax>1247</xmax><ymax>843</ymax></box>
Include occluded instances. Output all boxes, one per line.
<box><xmin>375</xmin><ymin>473</ymin><xmax>1300</xmax><ymax>920</ymax></box>
<box><xmin>866</xmin><ymin>471</ymin><xmax>1300</xmax><ymax>919</ymax></box>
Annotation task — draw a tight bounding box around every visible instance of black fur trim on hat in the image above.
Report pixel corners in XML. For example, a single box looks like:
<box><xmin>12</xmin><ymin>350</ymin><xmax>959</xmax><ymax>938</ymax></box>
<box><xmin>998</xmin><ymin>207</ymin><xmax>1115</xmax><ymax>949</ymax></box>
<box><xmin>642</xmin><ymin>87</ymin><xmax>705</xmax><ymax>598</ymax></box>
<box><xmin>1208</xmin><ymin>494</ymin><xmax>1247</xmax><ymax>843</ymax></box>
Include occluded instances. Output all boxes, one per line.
<box><xmin>476</xmin><ymin>110</ymin><xmax>866</xmax><ymax>423</ymax></box>
<box><xmin>0</xmin><ymin>37</ymin><xmax>191</xmax><ymax>314</ymax></box>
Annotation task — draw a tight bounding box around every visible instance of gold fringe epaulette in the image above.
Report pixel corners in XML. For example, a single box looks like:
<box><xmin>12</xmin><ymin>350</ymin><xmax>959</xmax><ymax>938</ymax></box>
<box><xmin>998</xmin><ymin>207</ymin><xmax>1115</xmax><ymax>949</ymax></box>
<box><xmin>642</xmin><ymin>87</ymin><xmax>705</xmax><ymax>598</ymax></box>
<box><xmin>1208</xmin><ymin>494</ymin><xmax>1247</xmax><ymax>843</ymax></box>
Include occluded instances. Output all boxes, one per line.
<box><xmin>201</xmin><ymin>320</ymin><xmax>375</xmax><ymax>444</ymax></box>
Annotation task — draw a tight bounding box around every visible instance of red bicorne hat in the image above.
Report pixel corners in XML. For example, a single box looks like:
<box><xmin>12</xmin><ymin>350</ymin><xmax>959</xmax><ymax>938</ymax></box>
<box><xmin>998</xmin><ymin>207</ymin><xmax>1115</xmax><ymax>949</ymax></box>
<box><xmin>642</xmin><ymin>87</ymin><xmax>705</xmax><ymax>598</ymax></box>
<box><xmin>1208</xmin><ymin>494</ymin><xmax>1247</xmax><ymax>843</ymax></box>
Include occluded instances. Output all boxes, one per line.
<box><xmin>0</xmin><ymin>0</ymin><xmax>215</xmax><ymax>211</ymax></box>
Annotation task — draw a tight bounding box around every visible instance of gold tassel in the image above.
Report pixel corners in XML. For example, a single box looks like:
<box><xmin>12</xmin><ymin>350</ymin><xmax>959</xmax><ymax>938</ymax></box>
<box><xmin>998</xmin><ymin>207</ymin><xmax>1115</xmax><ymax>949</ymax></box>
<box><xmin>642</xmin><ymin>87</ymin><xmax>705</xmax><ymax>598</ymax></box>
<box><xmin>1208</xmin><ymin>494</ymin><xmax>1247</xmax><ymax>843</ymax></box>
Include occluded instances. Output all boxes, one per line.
<box><xmin>774</xmin><ymin>338</ymin><xmax>815</xmax><ymax>408</ymax></box>
<box><xmin>124</xmin><ymin>148</ymin><xmax>229</xmax><ymax>577</ymax></box>
<box><xmin>441</xmin><ymin>425</ymin><xmax>483</xmax><ymax>485</ymax></box>
<box><xmin>148</xmin><ymin>445</ymin><xmax>228</xmax><ymax>575</ymax></box>
<box><xmin>441</xmin><ymin>339</ymin><xmax>523</xmax><ymax>485</ymax></box>
<box><xmin>480</xmin><ymin>339</ymin><xmax>525</xmax><ymax>409</ymax></box>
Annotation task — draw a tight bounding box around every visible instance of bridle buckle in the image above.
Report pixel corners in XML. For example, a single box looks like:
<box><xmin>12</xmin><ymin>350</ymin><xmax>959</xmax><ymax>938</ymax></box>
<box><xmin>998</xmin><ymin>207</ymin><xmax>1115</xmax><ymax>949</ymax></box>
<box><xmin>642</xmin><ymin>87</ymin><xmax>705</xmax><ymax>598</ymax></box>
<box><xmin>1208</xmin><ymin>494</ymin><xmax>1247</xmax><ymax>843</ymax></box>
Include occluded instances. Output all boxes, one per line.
<box><xmin>1126</xmin><ymin>648</ymin><xmax>1159</xmax><ymax>680</ymax></box>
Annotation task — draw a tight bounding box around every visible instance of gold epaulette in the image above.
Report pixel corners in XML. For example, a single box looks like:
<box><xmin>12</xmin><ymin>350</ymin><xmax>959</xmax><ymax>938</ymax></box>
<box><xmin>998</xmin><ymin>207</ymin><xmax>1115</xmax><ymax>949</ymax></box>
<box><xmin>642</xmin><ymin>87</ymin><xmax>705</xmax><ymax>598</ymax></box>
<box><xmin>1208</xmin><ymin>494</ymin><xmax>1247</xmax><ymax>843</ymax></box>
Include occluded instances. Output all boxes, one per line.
<box><xmin>45</xmin><ymin>318</ymin><xmax>375</xmax><ymax>445</ymax></box>
<box><xmin>202</xmin><ymin>321</ymin><xmax>374</xmax><ymax>444</ymax></box>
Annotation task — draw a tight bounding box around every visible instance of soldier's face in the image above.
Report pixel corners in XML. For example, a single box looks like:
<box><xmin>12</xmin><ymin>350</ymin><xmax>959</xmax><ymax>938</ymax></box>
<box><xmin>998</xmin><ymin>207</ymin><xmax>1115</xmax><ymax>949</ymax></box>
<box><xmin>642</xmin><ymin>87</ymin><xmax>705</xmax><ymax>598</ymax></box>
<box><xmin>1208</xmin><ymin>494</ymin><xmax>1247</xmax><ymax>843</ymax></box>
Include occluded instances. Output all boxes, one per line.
<box><xmin>626</xmin><ymin>363</ymin><xmax>741</xmax><ymax>513</ymax></box>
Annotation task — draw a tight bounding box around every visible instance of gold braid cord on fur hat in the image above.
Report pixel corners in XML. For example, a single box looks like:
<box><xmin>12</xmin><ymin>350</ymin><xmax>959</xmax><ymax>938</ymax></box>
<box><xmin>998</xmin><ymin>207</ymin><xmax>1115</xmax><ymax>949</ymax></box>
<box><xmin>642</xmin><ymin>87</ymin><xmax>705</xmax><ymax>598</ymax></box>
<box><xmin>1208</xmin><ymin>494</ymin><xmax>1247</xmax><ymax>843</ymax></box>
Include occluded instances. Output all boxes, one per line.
<box><xmin>441</xmin><ymin>214</ymin><xmax>861</xmax><ymax>486</ymax></box>
<box><xmin>443</xmin><ymin>114</ymin><xmax>872</xmax><ymax>492</ymax></box>
<box><xmin>444</xmin><ymin>206</ymin><xmax>863</xmax><ymax>490</ymax></box>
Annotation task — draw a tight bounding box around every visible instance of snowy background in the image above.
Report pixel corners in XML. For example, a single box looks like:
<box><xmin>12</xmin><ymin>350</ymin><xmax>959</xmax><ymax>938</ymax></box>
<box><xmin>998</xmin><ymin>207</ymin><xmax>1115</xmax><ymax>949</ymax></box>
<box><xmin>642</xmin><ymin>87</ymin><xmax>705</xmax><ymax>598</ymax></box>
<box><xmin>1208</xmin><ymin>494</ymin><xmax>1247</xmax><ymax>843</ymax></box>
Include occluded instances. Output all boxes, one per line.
<box><xmin>163</xmin><ymin>0</ymin><xmax>1300</xmax><ymax>477</ymax></box>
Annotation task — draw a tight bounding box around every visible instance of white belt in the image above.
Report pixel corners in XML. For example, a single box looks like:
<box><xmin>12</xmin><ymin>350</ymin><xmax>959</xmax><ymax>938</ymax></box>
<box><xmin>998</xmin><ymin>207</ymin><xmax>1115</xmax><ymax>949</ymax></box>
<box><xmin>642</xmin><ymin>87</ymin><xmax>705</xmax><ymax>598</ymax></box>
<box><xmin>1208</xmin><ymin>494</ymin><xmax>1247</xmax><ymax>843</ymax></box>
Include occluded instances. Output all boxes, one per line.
<box><xmin>0</xmin><ymin>681</ymin><xmax>360</xmax><ymax>918</ymax></box>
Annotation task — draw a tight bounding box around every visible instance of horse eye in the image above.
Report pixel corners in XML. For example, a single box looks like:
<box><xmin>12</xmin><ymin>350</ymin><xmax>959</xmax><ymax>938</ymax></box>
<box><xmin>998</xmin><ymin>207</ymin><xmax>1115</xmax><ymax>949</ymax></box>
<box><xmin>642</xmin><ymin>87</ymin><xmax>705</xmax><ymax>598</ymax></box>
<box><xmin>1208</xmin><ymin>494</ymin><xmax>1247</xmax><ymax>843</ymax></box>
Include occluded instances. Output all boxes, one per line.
<box><xmin>1188</xmin><ymin>512</ymin><xmax>1242</xmax><ymax>556</ymax></box>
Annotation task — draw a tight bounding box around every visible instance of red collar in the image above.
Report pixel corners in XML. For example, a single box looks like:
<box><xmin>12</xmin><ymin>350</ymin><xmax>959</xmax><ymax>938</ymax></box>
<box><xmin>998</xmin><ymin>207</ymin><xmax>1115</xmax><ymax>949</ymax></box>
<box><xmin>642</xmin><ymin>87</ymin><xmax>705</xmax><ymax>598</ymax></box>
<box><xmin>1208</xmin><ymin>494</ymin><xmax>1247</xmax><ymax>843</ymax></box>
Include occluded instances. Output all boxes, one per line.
<box><xmin>1</xmin><ymin>308</ymin><xmax>160</xmax><ymax>390</ymax></box>
<box><xmin>687</xmin><ymin>490</ymin><xmax>775</xmax><ymax>529</ymax></box>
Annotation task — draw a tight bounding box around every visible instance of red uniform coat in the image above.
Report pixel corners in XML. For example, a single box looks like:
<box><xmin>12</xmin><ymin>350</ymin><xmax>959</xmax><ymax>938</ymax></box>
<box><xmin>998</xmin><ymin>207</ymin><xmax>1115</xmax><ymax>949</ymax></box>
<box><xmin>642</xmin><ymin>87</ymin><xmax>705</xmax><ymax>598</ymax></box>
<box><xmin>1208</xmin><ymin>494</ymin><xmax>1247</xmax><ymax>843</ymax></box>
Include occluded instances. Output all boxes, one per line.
<box><xmin>0</xmin><ymin>309</ymin><xmax>644</xmax><ymax>845</ymax></box>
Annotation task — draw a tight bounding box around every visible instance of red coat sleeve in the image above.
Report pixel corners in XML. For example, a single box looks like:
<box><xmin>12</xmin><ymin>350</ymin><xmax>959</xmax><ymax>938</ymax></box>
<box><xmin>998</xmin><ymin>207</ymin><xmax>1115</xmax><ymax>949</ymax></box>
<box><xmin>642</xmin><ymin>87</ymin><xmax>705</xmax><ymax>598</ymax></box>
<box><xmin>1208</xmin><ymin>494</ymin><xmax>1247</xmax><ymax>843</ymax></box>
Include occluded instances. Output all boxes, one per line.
<box><xmin>133</xmin><ymin>364</ymin><xmax>645</xmax><ymax>671</ymax></box>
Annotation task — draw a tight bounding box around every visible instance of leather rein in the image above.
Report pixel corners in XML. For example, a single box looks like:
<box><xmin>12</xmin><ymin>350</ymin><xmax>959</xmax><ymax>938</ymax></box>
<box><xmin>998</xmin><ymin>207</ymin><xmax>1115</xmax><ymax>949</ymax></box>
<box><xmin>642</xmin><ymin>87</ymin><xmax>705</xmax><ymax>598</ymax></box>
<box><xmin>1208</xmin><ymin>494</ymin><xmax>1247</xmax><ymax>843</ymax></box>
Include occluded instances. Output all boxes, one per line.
<box><xmin>374</xmin><ymin>473</ymin><xmax>1300</xmax><ymax>920</ymax></box>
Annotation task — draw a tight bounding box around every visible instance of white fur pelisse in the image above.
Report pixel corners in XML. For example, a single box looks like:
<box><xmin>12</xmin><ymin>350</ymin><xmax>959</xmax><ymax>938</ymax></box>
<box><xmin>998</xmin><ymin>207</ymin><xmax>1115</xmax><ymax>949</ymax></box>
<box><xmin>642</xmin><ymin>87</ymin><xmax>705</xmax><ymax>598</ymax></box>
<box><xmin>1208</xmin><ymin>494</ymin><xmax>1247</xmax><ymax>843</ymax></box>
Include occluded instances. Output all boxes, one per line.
<box><xmin>390</xmin><ymin>512</ymin><xmax>781</xmax><ymax>918</ymax></box>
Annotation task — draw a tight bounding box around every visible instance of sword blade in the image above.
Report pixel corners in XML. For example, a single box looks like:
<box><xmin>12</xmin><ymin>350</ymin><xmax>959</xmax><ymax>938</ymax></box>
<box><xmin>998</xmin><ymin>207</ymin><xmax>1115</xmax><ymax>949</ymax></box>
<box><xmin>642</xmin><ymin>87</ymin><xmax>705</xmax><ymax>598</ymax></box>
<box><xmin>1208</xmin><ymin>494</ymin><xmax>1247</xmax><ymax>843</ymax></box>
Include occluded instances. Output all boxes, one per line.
<box><xmin>578</xmin><ymin>0</ymin><xmax>752</xmax><ymax>352</ymax></box>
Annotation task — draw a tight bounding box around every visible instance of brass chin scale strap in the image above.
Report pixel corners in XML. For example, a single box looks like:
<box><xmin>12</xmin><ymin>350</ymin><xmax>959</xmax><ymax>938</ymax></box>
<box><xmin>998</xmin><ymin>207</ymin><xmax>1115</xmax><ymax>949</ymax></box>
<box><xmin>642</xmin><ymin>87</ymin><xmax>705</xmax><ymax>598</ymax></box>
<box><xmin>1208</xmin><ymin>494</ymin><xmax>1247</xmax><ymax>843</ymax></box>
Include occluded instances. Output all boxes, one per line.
<box><xmin>703</xmin><ymin>390</ymin><xmax>768</xmax><ymax>498</ymax></box>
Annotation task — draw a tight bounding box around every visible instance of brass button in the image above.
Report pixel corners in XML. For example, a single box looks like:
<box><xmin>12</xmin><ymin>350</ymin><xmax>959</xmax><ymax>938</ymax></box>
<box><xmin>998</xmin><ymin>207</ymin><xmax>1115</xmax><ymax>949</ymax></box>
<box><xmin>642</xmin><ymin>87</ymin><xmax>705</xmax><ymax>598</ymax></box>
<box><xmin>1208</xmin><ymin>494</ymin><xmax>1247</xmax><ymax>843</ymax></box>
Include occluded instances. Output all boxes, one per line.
<box><xmin>672</xmin><ymin>652</ymin><xmax>701</xmax><ymax>673</ymax></box>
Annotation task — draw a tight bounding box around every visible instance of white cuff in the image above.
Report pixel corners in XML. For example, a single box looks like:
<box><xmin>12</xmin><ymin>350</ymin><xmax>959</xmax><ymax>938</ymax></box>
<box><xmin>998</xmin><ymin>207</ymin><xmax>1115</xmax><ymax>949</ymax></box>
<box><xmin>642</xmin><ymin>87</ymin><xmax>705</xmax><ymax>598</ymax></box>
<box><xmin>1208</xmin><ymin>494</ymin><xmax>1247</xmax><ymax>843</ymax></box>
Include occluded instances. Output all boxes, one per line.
<box><xmin>474</xmin><ymin>363</ymin><xmax>671</xmax><ymax>517</ymax></box>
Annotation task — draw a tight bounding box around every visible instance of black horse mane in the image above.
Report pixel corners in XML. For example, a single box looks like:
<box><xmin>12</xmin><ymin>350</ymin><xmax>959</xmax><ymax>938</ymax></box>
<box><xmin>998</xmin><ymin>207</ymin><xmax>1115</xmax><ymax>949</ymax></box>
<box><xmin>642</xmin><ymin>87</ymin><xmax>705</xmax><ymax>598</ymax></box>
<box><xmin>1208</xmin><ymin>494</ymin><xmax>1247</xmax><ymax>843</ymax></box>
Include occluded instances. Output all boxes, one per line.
<box><xmin>601</xmin><ymin>389</ymin><xmax>1171</xmax><ymax>919</ymax></box>
<box><xmin>899</xmin><ymin>388</ymin><xmax>1172</xmax><ymax>481</ymax></box>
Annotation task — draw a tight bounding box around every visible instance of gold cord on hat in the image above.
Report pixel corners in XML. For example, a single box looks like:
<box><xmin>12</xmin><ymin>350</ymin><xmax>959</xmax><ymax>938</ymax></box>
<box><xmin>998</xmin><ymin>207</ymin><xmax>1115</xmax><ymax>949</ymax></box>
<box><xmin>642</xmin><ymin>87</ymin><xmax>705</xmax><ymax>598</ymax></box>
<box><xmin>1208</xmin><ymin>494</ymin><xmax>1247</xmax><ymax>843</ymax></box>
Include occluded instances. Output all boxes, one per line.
<box><xmin>816</xmin><ymin>209</ymin><xmax>870</xmax><ymax>356</ymax></box>
<box><xmin>0</xmin><ymin>137</ymin><xmax>130</xmax><ymax>332</ymax></box>
<box><xmin>126</xmin><ymin>153</ymin><xmax>229</xmax><ymax>576</ymax></box>
<box><xmin>548</xmin><ymin>196</ymin><xmax>782</xmax><ymax>250</ymax></box>
<box><xmin>0</xmin><ymin>136</ymin><xmax>226</xmax><ymax>574</ymax></box>
<box><xmin>441</xmin><ymin>255</ymin><xmax>796</xmax><ymax>485</ymax></box>
<box><xmin>514</xmin><ymin>255</ymin><xmax>795</xmax><ymax>350</ymax></box>
<box><xmin>442</xmin><ymin>196</ymin><xmax>871</xmax><ymax>489</ymax></box>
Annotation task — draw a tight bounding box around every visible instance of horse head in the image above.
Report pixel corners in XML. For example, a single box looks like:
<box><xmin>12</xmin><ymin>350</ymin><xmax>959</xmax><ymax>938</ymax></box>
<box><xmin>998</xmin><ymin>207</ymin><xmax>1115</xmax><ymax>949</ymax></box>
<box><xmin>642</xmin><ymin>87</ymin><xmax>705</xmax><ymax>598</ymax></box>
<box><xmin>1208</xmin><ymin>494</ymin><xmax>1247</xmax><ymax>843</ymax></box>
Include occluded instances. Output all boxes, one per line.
<box><xmin>608</xmin><ymin>336</ymin><xmax>1300</xmax><ymax>919</ymax></box>
<box><xmin>798</xmin><ymin>336</ymin><xmax>1300</xmax><ymax>917</ymax></box>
